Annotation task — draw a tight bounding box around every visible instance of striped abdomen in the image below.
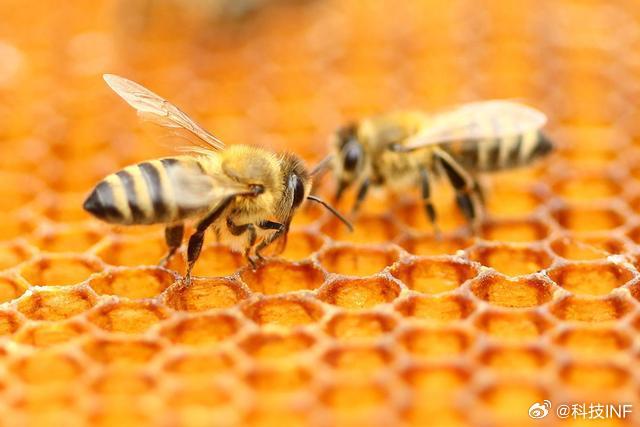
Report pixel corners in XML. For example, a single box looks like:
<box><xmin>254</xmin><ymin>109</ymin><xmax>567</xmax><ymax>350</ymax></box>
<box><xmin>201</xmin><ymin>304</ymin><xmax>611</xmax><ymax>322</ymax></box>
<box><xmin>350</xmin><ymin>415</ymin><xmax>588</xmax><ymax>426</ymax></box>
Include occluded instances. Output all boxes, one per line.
<box><xmin>449</xmin><ymin>130</ymin><xmax>553</xmax><ymax>172</ymax></box>
<box><xmin>83</xmin><ymin>157</ymin><xmax>205</xmax><ymax>225</ymax></box>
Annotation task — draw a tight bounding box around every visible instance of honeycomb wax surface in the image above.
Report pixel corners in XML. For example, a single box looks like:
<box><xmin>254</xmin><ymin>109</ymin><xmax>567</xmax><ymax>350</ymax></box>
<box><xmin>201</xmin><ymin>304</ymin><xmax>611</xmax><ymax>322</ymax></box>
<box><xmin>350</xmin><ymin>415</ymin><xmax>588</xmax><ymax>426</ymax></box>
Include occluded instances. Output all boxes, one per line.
<box><xmin>0</xmin><ymin>0</ymin><xmax>640</xmax><ymax>426</ymax></box>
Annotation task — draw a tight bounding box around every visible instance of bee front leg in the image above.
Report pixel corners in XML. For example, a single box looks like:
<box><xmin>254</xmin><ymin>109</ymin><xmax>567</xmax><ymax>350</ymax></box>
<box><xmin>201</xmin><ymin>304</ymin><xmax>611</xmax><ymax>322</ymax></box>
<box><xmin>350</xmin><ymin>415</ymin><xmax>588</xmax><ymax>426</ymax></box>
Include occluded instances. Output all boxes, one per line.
<box><xmin>185</xmin><ymin>197</ymin><xmax>234</xmax><ymax>285</ymax></box>
<box><xmin>255</xmin><ymin>220</ymin><xmax>286</xmax><ymax>261</ymax></box>
<box><xmin>226</xmin><ymin>218</ymin><xmax>258</xmax><ymax>269</ymax></box>
<box><xmin>159</xmin><ymin>223</ymin><xmax>184</xmax><ymax>267</ymax></box>
<box><xmin>351</xmin><ymin>177</ymin><xmax>370</xmax><ymax>215</ymax></box>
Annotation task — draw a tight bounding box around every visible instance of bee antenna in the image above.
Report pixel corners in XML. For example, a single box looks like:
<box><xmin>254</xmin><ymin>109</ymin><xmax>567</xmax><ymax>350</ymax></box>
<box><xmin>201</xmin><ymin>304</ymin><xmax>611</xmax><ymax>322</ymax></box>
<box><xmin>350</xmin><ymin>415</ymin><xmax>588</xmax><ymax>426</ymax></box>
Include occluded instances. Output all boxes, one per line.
<box><xmin>310</xmin><ymin>155</ymin><xmax>333</xmax><ymax>176</ymax></box>
<box><xmin>306</xmin><ymin>195</ymin><xmax>353</xmax><ymax>232</ymax></box>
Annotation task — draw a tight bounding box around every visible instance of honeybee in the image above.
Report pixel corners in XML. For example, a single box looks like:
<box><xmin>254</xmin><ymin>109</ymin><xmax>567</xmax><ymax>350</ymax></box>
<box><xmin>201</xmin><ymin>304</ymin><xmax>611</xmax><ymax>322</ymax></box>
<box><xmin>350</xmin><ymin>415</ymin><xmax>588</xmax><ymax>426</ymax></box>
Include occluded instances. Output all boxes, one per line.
<box><xmin>84</xmin><ymin>74</ymin><xmax>351</xmax><ymax>282</ymax></box>
<box><xmin>327</xmin><ymin>102</ymin><xmax>553</xmax><ymax>233</ymax></box>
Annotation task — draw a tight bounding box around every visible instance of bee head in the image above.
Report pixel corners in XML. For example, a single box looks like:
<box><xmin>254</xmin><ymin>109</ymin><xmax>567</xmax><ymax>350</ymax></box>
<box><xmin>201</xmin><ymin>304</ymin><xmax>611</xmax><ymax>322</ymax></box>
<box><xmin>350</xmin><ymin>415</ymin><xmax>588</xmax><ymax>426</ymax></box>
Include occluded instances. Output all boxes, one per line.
<box><xmin>281</xmin><ymin>154</ymin><xmax>311</xmax><ymax>212</ymax></box>
<box><xmin>333</xmin><ymin>123</ymin><xmax>364</xmax><ymax>199</ymax></box>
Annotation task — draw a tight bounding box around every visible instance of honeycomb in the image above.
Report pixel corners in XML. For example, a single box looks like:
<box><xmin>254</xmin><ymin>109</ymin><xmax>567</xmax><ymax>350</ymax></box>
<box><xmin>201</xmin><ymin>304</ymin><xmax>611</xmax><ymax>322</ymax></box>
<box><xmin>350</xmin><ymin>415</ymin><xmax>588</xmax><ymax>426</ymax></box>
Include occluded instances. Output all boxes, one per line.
<box><xmin>0</xmin><ymin>0</ymin><xmax>639</xmax><ymax>426</ymax></box>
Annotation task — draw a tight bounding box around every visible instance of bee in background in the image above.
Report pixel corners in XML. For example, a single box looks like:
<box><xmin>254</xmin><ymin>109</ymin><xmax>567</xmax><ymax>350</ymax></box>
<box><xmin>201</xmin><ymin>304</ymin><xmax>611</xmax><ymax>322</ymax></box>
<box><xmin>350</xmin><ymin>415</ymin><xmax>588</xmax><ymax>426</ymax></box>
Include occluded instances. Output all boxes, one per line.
<box><xmin>325</xmin><ymin>102</ymin><xmax>553</xmax><ymax>234</ymax></box>
<box><xmin>83</xmin><ymin>74</ymin><xmax>352</xmax><ymax>283</ymax></box>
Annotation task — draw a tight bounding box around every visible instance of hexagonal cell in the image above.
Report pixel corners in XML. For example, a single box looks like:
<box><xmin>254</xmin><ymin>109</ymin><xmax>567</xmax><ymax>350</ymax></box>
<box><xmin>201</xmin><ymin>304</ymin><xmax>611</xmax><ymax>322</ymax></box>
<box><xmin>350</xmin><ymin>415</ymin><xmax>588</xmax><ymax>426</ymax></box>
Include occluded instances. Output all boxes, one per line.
<box><xmin>485</xmin><ymin>184</ymin><xmax>546</xmax><ymax>217</ymax></box>
<box><xmin>0</xmin><ymin>273</ymin><xmax>29</xmax><ymax>303</ymax></box>
<box><xmin>394</xmin><ymin>200</ymin><xmax>467</xmax><ymax>234</ymax></box>
<box><xmin>10</xmin><ymin>350</ymin><xmax>84</xmax><ymax>385</ymax></box>
<box><xmin>164</xmin><ymin>277</ymin><xmax>248</xmax><ymax>311</ymax></box>
<box><xmin>38</xmin><ymin>191</ymin><xmax>91</xmax><ymax>223</ymax></box>
<box><xmin>318</xmin><ymin>246</ymin><xmax>399</xmax><ymax>277</ymax></box>
<box><xmin>397</xmin><ymin>326</ymin><xmax>472</xmax><ymax>360</ymax></box>
<box><xmin>0</xmin><ymin>171</ymin><xmax>43</xmax><ymax>209</ymax></box>
<box><xmin>390</xmin><ymin>258</ymin><xmax>477</xmax><ymax>294</ymax></box>
<box><xmin>548</xmin><ymin>262</ymin><xmax>633</xmax><ymax>296</ymax></box>
<box><xmin>397</xmin><ymin>233</ymin><xmax>472</xmax><ymax>257</ymax></box>
<box><xmin>401</xmin><ymin>400</ymin><xmax>467</xmax><ymax>427</ymax></box>
<box><xmin>552</xmin><ymin>174</ymin><xmax>621</xmax><ymax>202</ymax></box>
<box><xmin>318</xmin><ymin>277</ymin><xmax>401</xmax><ymax>309</ymax></box>
<box><xmin>553</xmin><ymin>326</ymin><xmax>631</xmax><ymax>356</ymax></box>
<box><xmin>92</xmin><ymin>369</ymin><xmax>156</xmax><ymax>395</ymax></box>
<box><xmin>278</xmin><ymin>230</ymin><xmax>324</xmax><ymax>261</ymax></box>
<box><xmin>559</xmin><ymin>362</ymin><xmax>629</xmax><ymax>391</ymax></box>
<box><xmin>320</xmin><ymin>380</ymin><xmax>389</xmax><ymax>412</ymax></box>
<box><xmin>395</xmin><ymin>294</ymin><xmax>476</xmax><ymax>323</ymax></box>
<box><xmin>87</xmin><ymin>300</ymin><xmax>169</xmax><ymax>334</ymax></box>
<box><xmin>477</xmin><ymin>345</ymin><xmax>550</xmax><ymax>373</ymax></box>
<box><xmin>93</xmin><ymin>234</ymin><xmax>168</xmax><ymax>267</ymax></box>
<box><xmin>322</xmin><ymin>344</ymin><xmax>393</xmax><ymax>376</ymax></box>
<box><xmin>550</xmin><ymin>235</ymin><xmax>625</xmax><ymax>260</ymax></box>
<box><xmin>190</xmin><ymin>243</ymin><xmax>244</xmax><ymax>277</ymax></box>
<box><xmin>31</xmin><ymin>223</ymin><xmax>105</xmax><ymax>253</ymax></box>
<box><xmin>82</xmin><ymin>337</ymin><xmax>162</xmax><ymax>366</ymax></box>
<box><xmin>474</xmin><ymin>309</ymin><xmax>553</xmax><ymax>342</ymax></box>
<box><xmin>468</xmin><ymin>244</ymin><xmax>552</xmax><ymax>276</ymax></box>
<box><xmin>401</xmin><ymin>363</ymin><xmax>470</xmax><ymax>398</ymax></box>
<box><xmin>325</xmin><ymin>311</ymin><xmax>397</xmax><ymax>340</ymax></box>
<box><xmin>0</xmin><ymin>309</ymin><xmax>24</xmax><ymax>335</ymax></box>
<box><xmin>88</xmin><ymin>267</ymin><xmax>177</xmax><ymax>299</ymax></box>
<box><xmin>244</xmin><ymin>364</ymin><xmax>312</xmax><ymax>394</ymax></box>
<box><xmin>19</xmin><ymin>253</ymin><xmax>104</xmax><ymax>286</ymax></box>
<box><xmin>481</xmin><ymin>219</ymin><xmax>550</xmax><ymax>242</ymax></box>
<box><xmin>163</xmin><ymin>350</ymin><xmax>235</xmax><ymax>377</ymax></box>
<box><xmin>13</xmin><ymin>319</ymin><xmax>88</xmax><ymax>347</ymax></box>
<box><xmin>159</xmin><ymin>313</ymin><xmax>241</xmax><ymax>346</ymax></box>
<box><xmin>549</xmin><ymin>295</ymin><xmax>633</xmax><ymax>322</ymax></box>
<box><xmin>242</xmin><ymin>295</ymin><xmax>324</xmax><ymax>328</ymax></box>
<box><xmin>321</xmin><ymin>215</ymin><xmax>399</xmax><ymax>244</ymax></box>
<box><xmin>239</xmin><ymin>331</ymin><xmax>316</xmax><ymax>361</ymax></box>
<box><xmin>551</xmin><ymin>205</ymin><xmax>625</xmax><ymax>232</ymax></box>
<box><xmin>17</xmin><ymin>287</ymin><xmax>96</xmax><ymax>320</ymax></box>
<box><xmin>0</xmin><ymin>240</ymin><xmax>36</xmax><ymax>271</ymax></box>
<box><xmin>476</xmin><ymin>381</ymin><xmax>549</xmax><ymax>426</ymax></box>
<box><xmin>240</xmin><ymin>261</ymin><xmax>325</xmax><ymax>294</ymax></box>
<box><xmin>470</xmin><ymin>275</ymin><xmax>553</xmax><ymax>308</ymax></box>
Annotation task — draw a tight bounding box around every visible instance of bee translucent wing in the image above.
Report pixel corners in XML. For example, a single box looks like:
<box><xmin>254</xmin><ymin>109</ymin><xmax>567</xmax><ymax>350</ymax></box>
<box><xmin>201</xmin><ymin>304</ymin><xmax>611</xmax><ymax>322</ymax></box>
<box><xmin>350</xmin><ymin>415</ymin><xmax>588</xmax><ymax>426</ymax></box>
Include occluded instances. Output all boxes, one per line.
<box><xmin>401</xmin><ymin>100</ymin><xmax>547</xmax><ymax>151</ymax></box>
<box><xmin>166</xmin><ymin>164</ymin><xmax>250</xmax><ymax>210</ymax></box>
<box><xmin>103</xmin><ymin>74</ymin><xmax>225</xmax><ymax>151</ymax></box>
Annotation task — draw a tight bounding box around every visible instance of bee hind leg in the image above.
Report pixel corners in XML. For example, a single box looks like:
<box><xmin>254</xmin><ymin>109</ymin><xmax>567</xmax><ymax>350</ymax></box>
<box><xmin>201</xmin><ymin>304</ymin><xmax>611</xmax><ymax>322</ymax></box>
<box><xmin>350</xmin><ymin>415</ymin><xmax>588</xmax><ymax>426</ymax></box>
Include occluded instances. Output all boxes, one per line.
<box><xmin>159</xmin><ymin>223</ymin><xmax>184</xmax><ymax>267</ymax></box>
<box><xmin>185</xmin><ymin>197</ymin><xmax>235</xmax><ymax>284</ymax></box>
<box><xmin>419</xmin><ymin>168</ymin><xmax>441</xmax><ymax>239</ymax></box>
<box><xmin>434</xmin><ymin>149</ymin><xmax>484</xmax><ymax>235</ymax></box>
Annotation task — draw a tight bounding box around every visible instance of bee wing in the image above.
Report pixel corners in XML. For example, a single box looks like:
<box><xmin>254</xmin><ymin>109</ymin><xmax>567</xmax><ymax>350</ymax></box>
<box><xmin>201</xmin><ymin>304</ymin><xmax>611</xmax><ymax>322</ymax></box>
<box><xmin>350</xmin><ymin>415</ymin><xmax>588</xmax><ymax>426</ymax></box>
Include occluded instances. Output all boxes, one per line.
<box><xmin>166</xmin><ymin>164</ymin><xmax>251</xmax><ymax>210</ymax></box>
<box><xmin>400</xmin><ymin>100</ymin><xmax>547</xmax><ymax>151</ymax></box>
<box><xmin>103</xmin><ymin>74</ymin><xmax>225</xmax><ymax>152</ymax></box>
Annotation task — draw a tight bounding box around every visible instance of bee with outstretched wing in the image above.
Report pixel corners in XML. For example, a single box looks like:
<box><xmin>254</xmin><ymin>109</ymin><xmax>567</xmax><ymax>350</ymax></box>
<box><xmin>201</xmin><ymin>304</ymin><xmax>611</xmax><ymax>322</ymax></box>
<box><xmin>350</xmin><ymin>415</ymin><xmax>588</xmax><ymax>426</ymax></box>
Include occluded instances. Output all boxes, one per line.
<box><xmin>84</xmin><ymin>74</ymin><xmax>351</xmax><ymax>283</ymax></box>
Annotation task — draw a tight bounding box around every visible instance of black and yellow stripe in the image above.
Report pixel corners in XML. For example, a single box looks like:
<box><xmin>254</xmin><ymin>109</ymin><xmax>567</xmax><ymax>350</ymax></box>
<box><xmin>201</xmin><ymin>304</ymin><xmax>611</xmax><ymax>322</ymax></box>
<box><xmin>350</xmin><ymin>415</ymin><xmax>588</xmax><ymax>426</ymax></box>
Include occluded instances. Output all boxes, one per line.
<box><xmin>451</xmin><ymin>130</ymin><xmax>552</xmax><ymax>172</ymax></box>
<box><xmin>83</xmin><ymin>157</ymin><xmax>203</xmax><ymax>225</ymax></box>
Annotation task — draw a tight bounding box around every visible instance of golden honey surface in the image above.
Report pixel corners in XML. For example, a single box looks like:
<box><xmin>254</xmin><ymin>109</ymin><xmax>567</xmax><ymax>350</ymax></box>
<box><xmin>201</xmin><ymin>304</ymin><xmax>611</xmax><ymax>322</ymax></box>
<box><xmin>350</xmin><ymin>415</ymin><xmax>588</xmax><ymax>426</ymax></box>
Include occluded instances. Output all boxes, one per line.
<box><xmin>0</xmin><ymin>0</ymin><xmax>639</xmax><ymax>426</ymax></box>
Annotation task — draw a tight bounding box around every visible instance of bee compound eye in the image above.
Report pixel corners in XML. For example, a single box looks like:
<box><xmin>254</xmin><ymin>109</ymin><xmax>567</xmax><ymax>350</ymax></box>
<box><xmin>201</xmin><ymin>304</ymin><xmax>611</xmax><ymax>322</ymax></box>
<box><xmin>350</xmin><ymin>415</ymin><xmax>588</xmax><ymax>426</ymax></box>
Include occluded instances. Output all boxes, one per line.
<box><xmin>291</xmin><ymin>175</ymin><xmax>306</xmax><ymax>209</ymax></box>
<box><xmin>343</xmin><ymin>143</ymin><xmax>361</xmax><ymax>172</ymax></box>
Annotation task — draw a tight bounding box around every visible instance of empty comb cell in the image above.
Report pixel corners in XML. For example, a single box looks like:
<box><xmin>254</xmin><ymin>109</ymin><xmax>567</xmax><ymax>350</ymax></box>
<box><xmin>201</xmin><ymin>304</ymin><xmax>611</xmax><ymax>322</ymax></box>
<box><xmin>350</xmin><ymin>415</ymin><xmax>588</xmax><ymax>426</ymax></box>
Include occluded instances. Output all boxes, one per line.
<box><xmin>397</xmin><ymin>326</ymin><xmax>472</xmax><ymax>360</ymax></box>
<box><xmin>397</xmin><ymin>233</ymin><xmax>472</xmax><ymax>257</ymax></box>
<box><xmin>0</xmin><ymin>273</ymin><xmax>29</xmax><ymax>303</ymax></box>
<box><xmin>18</xmin><ymin>253</ymin><xmax>104</xmax><ymax>286</ymax></box>
<box><xmin>481</xmin><ymin>218</ymin><xmax>551</xmax><ymax>242</ymax></box>
<box><xmin>550</xmin><ymin>235</ymin><xmax>625</xmax><ymax>260</ymax></box>
<box><xmin>551</xmin><ymin>205</ymin><xmax>625</xmax><ymax>232</ymax></box>
<box><xmin>474</xmin><ymin>309</ymin><xmax>554</xmax><ymax>342</ymax></box>
<box><xmin>550</xmin><ymin>295</ymin><xmax>633</xmax><ymax>322</ymax></box>
<box><xmin>17</xmin><ymin>287</ymin><xmax>97</xmax><ymax>321</ymax></box>
<box><xmin>0</xmin><ymin>240</ymin><xmax>36</xmax><ymax>271</ymax></box>
<box><xmin>164</xmin><ymin>277</ymin><xmax>249</xmax><ymax>311</ymax></box>
<box><xmin>468</xmin><ymin>244</ymin><xmax>552</xmax><ymax>276</ymax></box>
<box><xmin>318</xmin><ymin>246</ymin><xmax>400</xmax><ymax>277</ymax></box>
<box><xmin>239</xmin><ymin>331</ymin><xmax>316</xmax><ymax>361</ymax></box>
<box><xmin>159</xmin><ymin>313</ymin><xmax>242</xmax><ymax>346</ymax></box>
<box><xmin>88</xmin><ymin>267</ymin><xmax>176</xmax><ymax>299</ymax></box>
<box><xmin>242</xmin><ymin>295</ymin><xmax>325</xmax><ymax>328</ymax></box>
<box><xmin>470</xmin><ymin>274</ymin><xmax>553</xmax><ymax>308</ymax></box>
<box><xmin>390</xmin><ymin>258</ymin><xmax>477</xmax><ymax>294</ymax></box>
<box><xmin>318</xmin><ymin>277</ymin><xmax>401</xmax><ymax>309</ymax></box>
<box><xmin>322</xmin><ymin>344</ymin><xmax>394</xmax><ymax>376</ymax></box>
<box><xmin>325</xmin><ymin>311</ymin><xmax>397</xmax><ymax>340</ymax></box>
<box><xmin>240</xmin><ymin>260</ymin><xmax>325</xmax><ymax>294</ymax></box>
<box><xmin>548</xmin><ymin>262</ymin><xmax>633</xmax><ymax>296</ymax></box>
<box><xmin>87</xmin><ymin>300</ymin><xmax>169</xmax><ymax>334</ymax></box>
<box><xmin>394</xmin><ymin>294</ymin><xmax>476</xmax><ymax>323</ymax></box>
<box><xmin>13</xmin><ymin>319</ymin><xmax>88</xmax><ymax>347</ymax></box>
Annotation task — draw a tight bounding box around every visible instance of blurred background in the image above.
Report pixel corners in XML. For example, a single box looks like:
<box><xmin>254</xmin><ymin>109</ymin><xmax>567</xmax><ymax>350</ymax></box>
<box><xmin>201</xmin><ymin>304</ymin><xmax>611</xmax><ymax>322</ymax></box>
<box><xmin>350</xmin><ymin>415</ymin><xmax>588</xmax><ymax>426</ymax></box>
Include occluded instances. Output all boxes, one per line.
<box><xmin>0</xmin><ymin>0</ymin><xmax>640</xmax><ymax>426</ymax></box>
